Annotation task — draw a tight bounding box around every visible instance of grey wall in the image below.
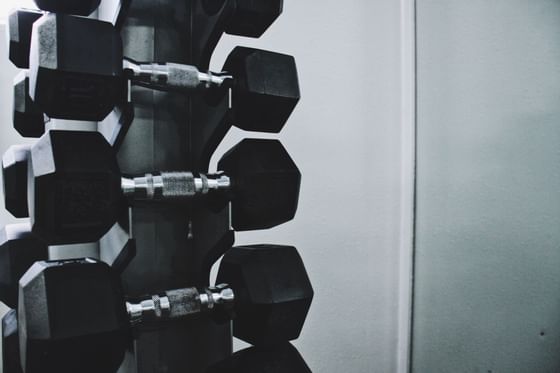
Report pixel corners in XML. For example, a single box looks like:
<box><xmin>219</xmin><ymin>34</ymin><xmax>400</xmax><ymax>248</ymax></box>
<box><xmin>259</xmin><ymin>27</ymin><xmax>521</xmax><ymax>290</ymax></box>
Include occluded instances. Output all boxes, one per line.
<box><xmin>209</xmin><ymin>1</ymin><xmax>409</xmax><ymax>371</ymax></box>
<box><xmin>413</xmin><ymin>1</ymin><xmax>560</xmax><ymax>372</ymax></box>
<box><xmin>0</xmin><ymin>0</ymin><xmax>411</xmax><ymax>372</ymax></box>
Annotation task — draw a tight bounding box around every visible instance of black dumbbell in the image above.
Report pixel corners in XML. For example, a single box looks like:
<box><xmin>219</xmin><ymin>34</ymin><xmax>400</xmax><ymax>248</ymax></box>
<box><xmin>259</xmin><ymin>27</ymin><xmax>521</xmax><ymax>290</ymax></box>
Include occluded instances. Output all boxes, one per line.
<box><xmin>0</xmin><ymin>224</ymin><xmax>47</xmax><ymax>309</ymax></box>
<box><xmin>33</xmin><ymin>0</ymin><xmax>101</xmax><ymax>16</ymax></box>
<box><xmin>0</xmin><ymin>222</ymin><xmax>134</xmax><ymax>309</ymax></box>
<box><xmin>11</xmin><ymin>68</ymin><xmax>133</xmax><ymax>142</ymax></box>
<box><xmin>206</xmin><ymin>343</ymin><xmax>312</xmax><ymax>373</ymax></box>
<box><xmin>0</xmin><ymin>228</ymin><xmax>133</xmax><ymax>371</ymax></box>
<box><xmin>10</xmin><ymin>1</ymin><xmax>284</xmax><ymax>74</ymax></box>
<box><xmin>25</xmin><ymin>130</ymin><xmax>300</xmax><ymax>245</ymax></box>
<box><xmin>29</xmin><ymin>14</ymin><xmax>299</xmax><ymax>132</ymax></box>
<box><xmin>2</xmin><ymin>146</ymin><xmax>31</xmax><ymax>218</ymax></box>
<box><xmin>8</xmin><ymin>9</ymin><xmax>43</xmax><ymax>69</ymax></box>
<box><xmin>13</xmin><ymin>72</ymin><xmax>47</xmax><ymax>138</ymax></box>
<box><xmin>32</xmin><ymin>0</ymin><xmax>281</xmax><ymax>36</ymax></box>
<box><xmin>18</xmin><ymin>245</ymin><xmax>313</xmax><ymax>373</ymax></box>
<box><xmin>4</xmin><ymin>99</ymin><xmax>133</xmax><ymax>218</ymax></box>
<box><xmin>96</xmin><ymin>102</ymin><xmax>135</xmax><ymax>151</ymax></box>
<box><xmin>0</xmin><ymin>134</ymin><xmax>118</xmax><ymax>222</ymax></box>
<box><xmin>2</xmin><ymin>309</ymin><xmax>21</xmax><ymax>373</ymax></box>
<box><xmin>218</xmin><ymin>0</ymin><xmax>283</xmax><ymax>38</ymax></box>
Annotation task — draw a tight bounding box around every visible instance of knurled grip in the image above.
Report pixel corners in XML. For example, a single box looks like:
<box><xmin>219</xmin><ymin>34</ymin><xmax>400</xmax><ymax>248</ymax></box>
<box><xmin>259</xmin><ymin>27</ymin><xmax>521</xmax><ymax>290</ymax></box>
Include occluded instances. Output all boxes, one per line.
<box><xmin>152</xmin><ymin>295</ymin><xmax>163</xmax><ymax>318</ymax></box>
<box><xmin>166</xmin><ymin>64</ymin><xmax>202</xmax><ymax>89</ymax></box>
<box><xmin>165</xmin><ymin>288</ymin><xmax>203</xmax><ymax>319</ymax></box>
<box><xmin>160</xmin><ymin>172</ymin><xmax>196</xmax><ymax>199</ymax></box>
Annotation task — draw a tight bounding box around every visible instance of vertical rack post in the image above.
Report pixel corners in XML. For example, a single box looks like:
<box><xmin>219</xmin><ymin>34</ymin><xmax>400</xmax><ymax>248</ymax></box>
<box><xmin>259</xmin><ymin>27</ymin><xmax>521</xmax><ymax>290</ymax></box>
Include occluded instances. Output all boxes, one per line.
<box><xmin>99</xmin><ymin>0</ymin><xmax>237</xmax><ymax>371</ymax></box>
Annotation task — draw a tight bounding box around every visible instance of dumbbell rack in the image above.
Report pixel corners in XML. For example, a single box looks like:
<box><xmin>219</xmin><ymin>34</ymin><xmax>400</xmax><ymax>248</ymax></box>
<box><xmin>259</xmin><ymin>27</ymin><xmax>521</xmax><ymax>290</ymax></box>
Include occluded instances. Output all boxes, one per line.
<box><xmin>1</xmin><ymin>0</ymin><xmax>309</xmax><ymax>372</ymax></box>
<box><xmin>101</xmin><ymin>0</ymin><xmax>238</xmax><ymax>371</ymax></box>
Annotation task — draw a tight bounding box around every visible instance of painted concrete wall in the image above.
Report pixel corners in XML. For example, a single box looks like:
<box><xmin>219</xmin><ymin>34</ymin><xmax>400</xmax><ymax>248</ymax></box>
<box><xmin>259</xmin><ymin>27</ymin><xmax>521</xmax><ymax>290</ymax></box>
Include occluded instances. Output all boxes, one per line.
<box><xmin>413</xmin><ymin>1</ymin><xmax>560</xmax><ymax>372</ymax></box>
<box><xmin>0</xmin><ymin>0</ymin><xmax>412</xmax><ymax>372</ymax></box>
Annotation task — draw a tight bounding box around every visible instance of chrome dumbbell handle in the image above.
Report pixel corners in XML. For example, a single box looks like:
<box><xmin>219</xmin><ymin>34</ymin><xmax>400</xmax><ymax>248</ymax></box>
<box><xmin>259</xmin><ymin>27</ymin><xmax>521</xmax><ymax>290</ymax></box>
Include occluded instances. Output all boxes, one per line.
<box><xmin>123</xmin><ymin>59</ymin><xmax>233</xmax><ymax>92</ymax></box>
<box><xmin>121</xmin><ymin>172</ymin><xmax>231</xmax><ymax>201</ymax></box>
<box><xmin>126</xmin><ymin>284</ymin><xmax>235</xmax><ymax>325</ymax></box>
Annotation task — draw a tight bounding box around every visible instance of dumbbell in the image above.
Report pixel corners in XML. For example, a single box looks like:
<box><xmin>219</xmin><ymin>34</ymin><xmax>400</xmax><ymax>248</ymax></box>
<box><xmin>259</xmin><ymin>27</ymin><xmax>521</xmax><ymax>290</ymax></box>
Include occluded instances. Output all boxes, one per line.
<box><xmin>11</xmin><ymin>61</ymin><xmax>134</xmax><ymax>141</ymax></box>
<box><xmin>0</xmin><ymin>222</ymin><xmax>134</xmax><ymax>309</ymax></box>
<box><xmin>29</xmin><ymin>14</ymin><xmax>300</xmax><ymax>132</ymax></box>
<box><xmin>0</xmin><ymin>226</ymin><xmax>133</xmax><ymax>370</ymax></box>
<box><xmin>14</xmin><ymin>71</ymin><xmax>129</xmax><ymax>141</ymax></box>
<box><xmin>203</xmin><ymin>0</ymin><xmax>284</xmax><ymax>37</ymax></box>
<box><xmin>8</xmin><ymin>12</ymin><xmax>135</xmax><ymax>142</ymax></box>
<box><xmin>13</xmin><ymin>72</ymin><xmax>47</xmax><ymax>138</ymax></box>
<box><xmin>2</xmin><ymin>146</ymin><xmax>30</xmax><ymax>218</ymax></box>
<box><xmin>24</xmin><ymin>130</ymin><xmax>300</xmax><ymax>245</ymax></box>
<box><xmin>18</xmin><ymin>244</ymin><xmax>314</xmax><ymax>373</ymax></box>
<box><xmin>2</xmin><ymin>309</ymin><xmax>21</xmax><ymax>373</ymax></box>
<box><xmin>0</xmin><ymin>224</ymin><xmax>47</xmax><ymax>309</ymax></box>
<box><xmin>9</xmin><ymin>1</ymin><xmax>284</xmax><ymax>72</ymax></box>
<box><xmin>32</xmin><ymin>0</ymin><xmax>282</xmax><ymax>36</ymax></box>
<box><xmin>206</xmin><ymin>343</ymin><xmax>312</xmax><ymax>373</ymax></box>
<box><xmin>33</xmin><ymin>0</ymin><xmax>101</xmax><ymax>16</ymax></box>
<box><xmin>8</xmin><ymin>9</ymin><xmax>43</xmax><ymax>69</ymax></box>
<box><xmin>2</xmin><ymin>106</ymin><xmax>133</xmax><ymax>220</ymax></box>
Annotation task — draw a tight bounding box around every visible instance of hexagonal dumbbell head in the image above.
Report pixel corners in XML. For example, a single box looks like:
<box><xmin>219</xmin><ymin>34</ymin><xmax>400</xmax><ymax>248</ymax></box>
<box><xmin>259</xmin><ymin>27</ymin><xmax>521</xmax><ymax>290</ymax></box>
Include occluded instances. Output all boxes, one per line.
<box><xmin>29</xmin><ymin>14</ymin><xmax>124</xmax><ymax>121</ymax></box>
<box><xmin>0</xmin><ymin>223</ymin><xmax>47</xmax><ymax>308</ymax></box>
<box><xmin>33</xmin><ymin>0</ymin><xmax>101</xmax><ymax>16</ymax></box>
<box><xmin>223</xmin><ymin>47</ymin><xmax>300</xmax><ymax>133</ymax></box>
<box><xmin>18</xmin><ymin>259</ymin><xmax>129</xmax><ymax>373</ymax></box>
<box><xmin>207</xmin><ymin>343</ymin><xmax>311</xmax><ymax>373</ymax></box>
<box><xmin>97</xmin><ymin>103</ymin><xmax>135</xmax><ymax>151</ymax></box>
<box><xmin>201</xmin><ymin>0</ymin><xmax>282</xmax><ymax>38</ymax></box>
<box><xmin>8</xmin><ymin>9</ymin><xmax>43</xmax><ymax>69</ymax></box>
<box><xmin>216</xmin><ymin>245</ymin><xmax>313</xmax><ymax>345</ymax></box>
<box><xmin>228</xmin><ymin>0</ymin><xmax>282</xmax><ymax>37</ymax></box>
<box><xmin>218</xmin><ymin>139</ymin><xmax>301</xmax><ymax>231</ymax></box>
<box><xmin>2</xmin><ymin>309</ymin><xmax>22</xmax><ymax>373</ymax></box>
<box><xmin>29</xmin><ymin>131</ymin><xmax>122</xmax><ymax>245</ymax></box>
<box><xmin>13</xmin><ymin>72</ymin><xmax>46</xmax><ymax>138</ymax></box>
<box><xmin>2</xmin><ymin>145</ymin><xmax>31</xmax><ymax>219</ymax></box>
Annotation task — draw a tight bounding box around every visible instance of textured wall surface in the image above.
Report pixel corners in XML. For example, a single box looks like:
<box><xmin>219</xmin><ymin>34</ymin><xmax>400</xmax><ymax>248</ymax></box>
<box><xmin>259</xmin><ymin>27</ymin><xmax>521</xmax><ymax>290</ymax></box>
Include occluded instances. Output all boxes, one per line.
<box><xmin>0</xmin><ymin>0</ymin><xmax>411</xmax><ymax>372</ymax></box>
<box><xmin>413</xmin><ymin>1</ymin><xmax>560</xmax><ymax>372</ymax></box>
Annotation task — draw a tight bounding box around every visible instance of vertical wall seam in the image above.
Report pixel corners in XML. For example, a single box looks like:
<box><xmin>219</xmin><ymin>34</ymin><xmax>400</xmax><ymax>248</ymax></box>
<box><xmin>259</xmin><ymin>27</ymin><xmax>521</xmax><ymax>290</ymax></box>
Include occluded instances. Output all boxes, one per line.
<box><xmin>397</xmin><ymin>0</ymin><xmax>417</xmax><ymax>372</ymax></box>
